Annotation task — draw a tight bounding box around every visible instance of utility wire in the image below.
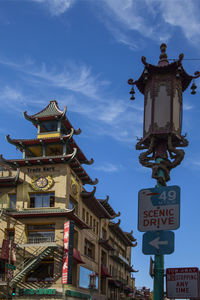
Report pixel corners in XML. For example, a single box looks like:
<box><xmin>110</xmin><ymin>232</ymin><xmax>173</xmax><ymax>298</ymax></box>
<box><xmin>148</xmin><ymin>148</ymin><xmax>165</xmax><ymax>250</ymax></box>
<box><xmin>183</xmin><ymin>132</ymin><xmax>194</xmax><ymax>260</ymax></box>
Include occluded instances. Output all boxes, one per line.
<box><xmin>168</xmin><ymin>58</ymin><xmax>200</xmax><ymax>61</ymax></box>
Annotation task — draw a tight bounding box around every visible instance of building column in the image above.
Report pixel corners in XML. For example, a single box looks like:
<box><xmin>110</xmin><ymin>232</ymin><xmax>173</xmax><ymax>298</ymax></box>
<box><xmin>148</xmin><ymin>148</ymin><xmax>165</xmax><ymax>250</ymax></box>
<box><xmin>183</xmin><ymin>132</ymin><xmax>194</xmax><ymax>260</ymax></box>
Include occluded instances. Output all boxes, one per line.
<box><xmin>37</xmin><ymin>124</ymin><xmax>40</xmax><ymax>135</ymax></box>
<box><xmin>58</xmin><ymin>120</ymin><xmax>61</xmax><ymax>133</ymax></box>
<box><xmin>22</xmin><ymin>148</ymin><xmax>26</xmax><ymax>159</ymax></box>
<box><xmin>42</xmin><ymin>144</ymin><xmax>46</xmax><ymax>157</ymax></box>
<box><xmin>63</xmin><ymin>143</ymin><xmax>67</xmax><ymax>156</ymax></box>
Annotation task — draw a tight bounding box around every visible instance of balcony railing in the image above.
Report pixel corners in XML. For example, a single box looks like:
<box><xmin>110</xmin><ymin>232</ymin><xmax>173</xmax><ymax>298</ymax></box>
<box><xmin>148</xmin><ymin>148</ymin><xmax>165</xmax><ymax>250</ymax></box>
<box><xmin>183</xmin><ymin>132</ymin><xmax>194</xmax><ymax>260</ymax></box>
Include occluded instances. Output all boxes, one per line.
<box><xmin>110</xmin><ymin>250</ymin><xmax>129</xmax><ymax>265</ymax></box>
<box><xmin>27</xmin><ymin>236</ymin><xmax>55</xmax><ymax>244</ymax></box>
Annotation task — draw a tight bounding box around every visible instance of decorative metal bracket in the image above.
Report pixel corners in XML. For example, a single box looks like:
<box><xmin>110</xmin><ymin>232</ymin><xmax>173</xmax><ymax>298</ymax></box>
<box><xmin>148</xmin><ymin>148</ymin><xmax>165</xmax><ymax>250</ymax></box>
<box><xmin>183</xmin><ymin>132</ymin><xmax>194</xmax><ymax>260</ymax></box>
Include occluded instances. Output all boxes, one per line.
<box><xmin>136</xmin><ymin>135</ymin><xmax>188</xmax><ymax>185</ymax></box>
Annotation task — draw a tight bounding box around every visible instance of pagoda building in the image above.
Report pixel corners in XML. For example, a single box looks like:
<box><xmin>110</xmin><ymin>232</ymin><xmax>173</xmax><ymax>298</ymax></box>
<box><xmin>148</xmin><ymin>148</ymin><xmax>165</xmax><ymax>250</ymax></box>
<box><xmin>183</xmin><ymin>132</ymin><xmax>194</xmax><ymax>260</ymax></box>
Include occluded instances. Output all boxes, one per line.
<box><xmin>0</xmin><ymin>100</ymin><xmax>137</xmax><ymax>300</ymax></box>
<box><xmin>5</xmin><ymin>100</ymin><xmax>97</xmax><ymax>186</ymax></box>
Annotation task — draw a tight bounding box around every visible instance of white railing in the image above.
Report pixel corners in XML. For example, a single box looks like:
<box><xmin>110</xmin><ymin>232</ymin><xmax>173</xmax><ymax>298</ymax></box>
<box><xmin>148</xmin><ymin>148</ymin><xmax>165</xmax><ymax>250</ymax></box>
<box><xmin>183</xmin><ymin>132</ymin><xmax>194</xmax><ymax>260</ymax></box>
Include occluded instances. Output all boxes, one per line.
<box><xmin>27</xmin><ymin>236</ymin><xmax>55</xmax><ymax>244</ymax></box>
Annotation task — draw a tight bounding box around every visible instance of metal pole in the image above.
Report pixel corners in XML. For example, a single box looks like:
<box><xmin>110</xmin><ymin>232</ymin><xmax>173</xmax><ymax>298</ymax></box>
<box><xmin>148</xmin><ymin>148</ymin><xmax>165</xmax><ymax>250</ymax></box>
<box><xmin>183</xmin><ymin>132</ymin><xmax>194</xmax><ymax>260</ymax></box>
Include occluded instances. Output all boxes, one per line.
<box><xmin>153</xmin><ymin>254</ymin><xmax>164</xmax><ymax>300</ymax></box>
<box><xmin>153</xmin><ymin>158</ymin><xmax>165</xmax><ymax>300</ymax></box>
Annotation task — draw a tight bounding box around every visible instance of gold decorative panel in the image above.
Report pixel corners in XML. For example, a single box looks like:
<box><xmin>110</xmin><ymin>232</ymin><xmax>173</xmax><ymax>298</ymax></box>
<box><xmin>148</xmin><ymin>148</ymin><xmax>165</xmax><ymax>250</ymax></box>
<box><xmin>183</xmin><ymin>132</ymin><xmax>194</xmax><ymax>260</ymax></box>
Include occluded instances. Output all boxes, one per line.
<box><xmin>30</xmin><ymin>176</ymin><xmax>54</xmax><ymax>191</ymax></box>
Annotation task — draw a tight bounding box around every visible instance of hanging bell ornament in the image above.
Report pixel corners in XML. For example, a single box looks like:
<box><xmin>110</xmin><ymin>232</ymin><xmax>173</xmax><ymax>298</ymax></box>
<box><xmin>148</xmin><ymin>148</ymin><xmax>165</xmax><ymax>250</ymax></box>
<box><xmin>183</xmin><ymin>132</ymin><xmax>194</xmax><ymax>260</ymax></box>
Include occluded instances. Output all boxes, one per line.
<box><xmin>129</xmin><ymin>87</ymin><xmax>135</xmax><ymax>95</ymax></box>
<box><xmin>130</xmin><ymin>95</ymin><xmax>135</xmax><ymax>100</ymax></box>
<box><xmin>130</xmin><ymin>87</ymin><xmax>135</xmax><ymax>100</ymax></box>
<box><xmin>191</xmin><ymin>82</ymin><xmax>197</xmax><ymax>95</ymax></box>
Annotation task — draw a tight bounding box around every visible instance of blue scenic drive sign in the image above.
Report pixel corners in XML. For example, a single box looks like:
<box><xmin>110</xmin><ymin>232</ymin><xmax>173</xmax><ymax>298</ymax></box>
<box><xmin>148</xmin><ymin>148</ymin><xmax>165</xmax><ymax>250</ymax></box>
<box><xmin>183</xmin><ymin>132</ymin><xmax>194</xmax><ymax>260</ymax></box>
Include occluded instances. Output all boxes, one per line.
<box><xmin>142</xmin><ymin>230</ymin><xmax>174</xmax><ymax>255</ymax></box>
<box><xmin>138</xmin><ymin>185</ymin><xmax>180</xmax><ymax>232</ymax></box>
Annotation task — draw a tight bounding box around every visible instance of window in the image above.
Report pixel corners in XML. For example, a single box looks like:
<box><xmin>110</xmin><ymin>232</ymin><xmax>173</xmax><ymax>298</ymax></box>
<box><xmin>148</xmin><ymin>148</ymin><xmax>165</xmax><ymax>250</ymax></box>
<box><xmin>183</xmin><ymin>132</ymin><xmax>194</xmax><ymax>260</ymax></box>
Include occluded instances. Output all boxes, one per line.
<box><xmin>101</xmin><ymin>250</ymin><xmax>107</xmax><ymax>265</ymax></box>
<box><xmin>6</xmin><ymin>229</ymin><xmax>15</xmax><ymax>242</ymax></box>
<box><xmin>26</xmin><ymin>260</ymin><xmax>54</xmax><ymax>282</ymax></box>
<box><xmin>86</xmin><ymin>212</ymin><xmax>89</xmax><ymax>224</ymax></box>
<box><xmin>93</xmin><ymin>219</ymin><xmax>96</xmax><ymax>233</ymax></box>
<box><xmin>69</xmin><ymin>197</ymin><xmax>78</xmax><ymax>215</ymax></box>
<box><xmin>82</xmin><ymin>208</ymin><xmax>85</xmax><ymax>222</ymax></box>
<box><xmin>90</xmin><ymin>216</ymin><xmax>92</xmax><ymax>227</ymax></box>
<box><xmin>84</xmin><ymin>239</ymin><xmax>95</xmax><ymax>259</ymax></box>
<box><xmin>96</xmin><ymin>222</ymin><xmax>99</xmax><ymax>235</ymax></box>
<box><xmin>40</xmin><ymin>121</ymin><xmax>58</xmax><ymax>132</ymax></box>
<box><xmin>29</xmin><ymin>193</ymin><xmax>55</xmax><ymax>208</ymax></box>
<box><xmin>79</xmin><ymin>266</ymin><xmax>98</xmax><ymax>289</ymax></box>
<box><xmin>9</xmin><ymin>194</ymin><xmax>16</xmax><ymax>209</ymax></box>
<box><xmin>27</xmin><ymin>224</ymin><xmax>55</xmax><ymax>244</ymax></box>
<box><xmin>101</xmin><ymin>228</ymin><xmax>107</xmax><ymax>240</ymax></box>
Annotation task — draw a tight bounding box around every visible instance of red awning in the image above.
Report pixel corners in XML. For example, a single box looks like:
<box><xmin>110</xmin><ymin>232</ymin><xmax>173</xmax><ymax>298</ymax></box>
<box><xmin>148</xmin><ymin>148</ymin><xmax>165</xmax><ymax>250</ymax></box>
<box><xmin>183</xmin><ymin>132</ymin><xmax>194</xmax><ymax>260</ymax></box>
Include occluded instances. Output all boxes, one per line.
<box><xmin>73</xmin><ymin>248</ymin><xmax>85</xmax><ymax>264</ymax></box>
<box><xmin>101</xmin><ymin>264</ymin><xmax>111</xmax><ymax>277</ymax></box>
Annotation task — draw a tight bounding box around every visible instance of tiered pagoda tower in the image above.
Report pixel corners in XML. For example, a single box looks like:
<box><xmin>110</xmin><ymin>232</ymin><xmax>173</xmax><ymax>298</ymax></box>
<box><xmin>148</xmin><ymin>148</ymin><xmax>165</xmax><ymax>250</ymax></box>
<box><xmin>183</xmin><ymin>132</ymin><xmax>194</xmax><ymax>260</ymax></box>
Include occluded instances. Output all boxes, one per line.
<box><xmin>5</xmin><ymin>100</ymin><xmax>97</xmax><ymax>186</ymax></box>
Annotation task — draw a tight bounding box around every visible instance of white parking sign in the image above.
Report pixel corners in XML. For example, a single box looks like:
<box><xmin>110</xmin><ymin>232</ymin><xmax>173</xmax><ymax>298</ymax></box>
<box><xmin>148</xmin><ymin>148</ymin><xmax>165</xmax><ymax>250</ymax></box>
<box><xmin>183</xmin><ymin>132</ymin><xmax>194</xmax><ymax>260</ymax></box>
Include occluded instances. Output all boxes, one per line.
<box><xmin>166</xmin><ymin>267</ymin><xmax>199</xmax><ymax>299</ymax></box>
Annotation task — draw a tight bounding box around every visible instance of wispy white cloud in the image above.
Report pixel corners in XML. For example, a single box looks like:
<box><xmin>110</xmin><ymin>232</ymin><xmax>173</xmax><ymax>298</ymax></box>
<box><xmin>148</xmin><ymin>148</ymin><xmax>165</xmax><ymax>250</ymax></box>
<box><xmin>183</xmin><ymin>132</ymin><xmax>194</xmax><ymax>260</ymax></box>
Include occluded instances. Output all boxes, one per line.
<box><xmin>183</xmin><ymin>103</ymin><xmax>193</xmax><ymax>111</ymax></box>
<box><xmin>0</xmin><ymin>58</ymin><xmax>109</xmax><ymax>100</ymax></box>
<box><xmin>158</xmin><ymin>0</ymin><xmax>200</xmax><ymax>46</ymax></box>
<box><xmin>0</xmin><ymin>57</ymin><xmax>143</xmax><ymax>142</ymax></box>
<box><xmin>93</xmin><ymin>163</ymin><xmax>119</xmax><ymax>173</ymax></box>
<box><xmin>96</xmin><ymin>0</ymin><xmax>172</xmax><ymax>47</ymax></box>
<box><xmin>32</xmin><ymin>0</ymin><xmax>76</xmax><ymax>16</ymax></box>
<box><xmin>95</xmin><ymin>0</ymin><xmax>200</xmax><ymax>48</ymax></box>
<box><xmin>0</xmin><ymin>86</ymin><xmax>27</xmax><ymax>113</ymax></box>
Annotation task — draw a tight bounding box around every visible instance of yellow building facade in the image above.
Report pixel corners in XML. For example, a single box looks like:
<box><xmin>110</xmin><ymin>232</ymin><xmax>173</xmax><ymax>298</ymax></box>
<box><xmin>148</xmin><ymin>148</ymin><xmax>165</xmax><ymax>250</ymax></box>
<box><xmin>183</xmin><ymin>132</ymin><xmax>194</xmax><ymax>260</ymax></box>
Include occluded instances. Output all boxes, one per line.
<box><xmin>0</xmin><ymin>101</ymin><xmax>137</xmax><ymax>300</ymax></box>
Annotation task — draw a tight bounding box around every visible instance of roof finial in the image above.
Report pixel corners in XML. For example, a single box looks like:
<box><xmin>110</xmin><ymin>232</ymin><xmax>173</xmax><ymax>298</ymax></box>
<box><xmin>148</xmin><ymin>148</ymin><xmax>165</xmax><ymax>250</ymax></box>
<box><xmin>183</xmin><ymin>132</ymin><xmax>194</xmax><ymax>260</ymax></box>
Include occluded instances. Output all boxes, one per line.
<box><xmin>158</xmin><ymin>43</ymin><xmax>169</xmax><ymax>66</ymax></box>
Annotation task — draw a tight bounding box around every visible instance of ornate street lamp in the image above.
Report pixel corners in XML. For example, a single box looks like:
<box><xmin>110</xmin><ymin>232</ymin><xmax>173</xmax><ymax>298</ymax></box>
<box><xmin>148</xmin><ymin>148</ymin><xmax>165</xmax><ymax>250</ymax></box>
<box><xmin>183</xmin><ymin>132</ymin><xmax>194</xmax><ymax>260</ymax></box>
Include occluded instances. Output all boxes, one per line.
<box><xmin>128</xmin><ymin>43</ymin><xmax>200</xmax><ymax>185</ymax></box>
<box><xmin>89</xmin><ymin>273</ymin><xmax>96</xmax><ymax>300</ymax></box>
<box><xmin>128</xmin><ymin>44</ymin><xmax>199</xmax><ymax>300</ymax></box>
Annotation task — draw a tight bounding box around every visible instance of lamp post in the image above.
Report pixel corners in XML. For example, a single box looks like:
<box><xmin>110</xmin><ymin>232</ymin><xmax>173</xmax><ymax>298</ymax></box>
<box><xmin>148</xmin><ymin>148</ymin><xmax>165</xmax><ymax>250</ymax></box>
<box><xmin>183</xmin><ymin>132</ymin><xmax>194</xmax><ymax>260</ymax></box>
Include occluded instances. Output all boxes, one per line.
<box><xmin>128</xmin><ymin>44</ymin><xmax>199</xmax><ymax>300</ymax></box>
<box><xmin>89</xmin><ymin>273</ymin><xmax>96</xmax><ymax>300</ymax></box>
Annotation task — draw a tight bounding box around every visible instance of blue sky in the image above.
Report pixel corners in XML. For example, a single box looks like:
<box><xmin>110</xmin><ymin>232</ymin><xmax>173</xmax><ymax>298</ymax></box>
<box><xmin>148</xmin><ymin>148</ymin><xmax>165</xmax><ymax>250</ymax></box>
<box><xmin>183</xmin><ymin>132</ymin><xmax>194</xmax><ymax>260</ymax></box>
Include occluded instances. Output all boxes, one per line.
<box><xmin>1</xmin><ymin>0</ymin><xmax>200</xmax><ymax>291</ymax></box>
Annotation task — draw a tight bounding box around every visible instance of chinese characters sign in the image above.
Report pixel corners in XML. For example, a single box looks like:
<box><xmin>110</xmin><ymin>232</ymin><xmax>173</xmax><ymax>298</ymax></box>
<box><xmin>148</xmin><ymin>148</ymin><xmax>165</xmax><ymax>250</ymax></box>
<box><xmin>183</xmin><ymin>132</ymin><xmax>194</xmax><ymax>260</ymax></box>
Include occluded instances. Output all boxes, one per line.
<box><xmin>62</xmin><ymin>221</ymin><xmax>74</xmax><ymax>284</ymax></box>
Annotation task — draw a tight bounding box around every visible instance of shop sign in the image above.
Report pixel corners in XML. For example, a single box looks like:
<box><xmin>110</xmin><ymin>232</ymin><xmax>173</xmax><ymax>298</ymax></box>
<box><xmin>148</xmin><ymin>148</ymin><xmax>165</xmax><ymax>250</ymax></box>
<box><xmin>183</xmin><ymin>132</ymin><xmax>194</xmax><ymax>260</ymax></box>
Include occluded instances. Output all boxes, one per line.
<box><xmin>20</xmin><ymin>289</ymin><xmax>56</xmax><ymax>295</ymax></box>
<box><xmin>1</xmin><ymin>240</ymin><xmax>9</xmax><ymax>260</ymax></box>
<box><xmin>62</xmin><ymin>220</ymin><xmax>74</xmax><ymax>284</ymax></box>
<box><xmin>166</xmin><ymin>267</ymin><xmax>199</xmax><ymax>298</ymax></box>
<box><xmin>5</xmin><ymin>263</ymin><xmax>16</xmax><ymax>270</ymax></box>
<box><xmin>27</xmin><ymin>167</ymin><xmax>55</xmax><ymax>173</ymax></box>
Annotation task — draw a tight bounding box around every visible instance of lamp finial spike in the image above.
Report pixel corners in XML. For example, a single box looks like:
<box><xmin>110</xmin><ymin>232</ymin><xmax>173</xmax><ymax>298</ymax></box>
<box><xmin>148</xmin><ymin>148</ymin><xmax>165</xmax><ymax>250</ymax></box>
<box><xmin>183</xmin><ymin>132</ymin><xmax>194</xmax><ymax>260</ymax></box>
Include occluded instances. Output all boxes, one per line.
<box><xmin>158</xmin><ymin>43</ymin><xmax>169</xmax><ymax>66</ymax></box>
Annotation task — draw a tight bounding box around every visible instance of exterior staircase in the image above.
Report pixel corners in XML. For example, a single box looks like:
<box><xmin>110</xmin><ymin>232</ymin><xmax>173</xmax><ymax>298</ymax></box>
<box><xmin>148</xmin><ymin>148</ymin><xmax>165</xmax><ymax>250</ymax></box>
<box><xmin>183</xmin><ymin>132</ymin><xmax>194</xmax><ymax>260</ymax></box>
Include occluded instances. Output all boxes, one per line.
<box><xmin>10</xmin><ymin>245</ymin><xmax>56</xmax><ymax>287</ymax></box>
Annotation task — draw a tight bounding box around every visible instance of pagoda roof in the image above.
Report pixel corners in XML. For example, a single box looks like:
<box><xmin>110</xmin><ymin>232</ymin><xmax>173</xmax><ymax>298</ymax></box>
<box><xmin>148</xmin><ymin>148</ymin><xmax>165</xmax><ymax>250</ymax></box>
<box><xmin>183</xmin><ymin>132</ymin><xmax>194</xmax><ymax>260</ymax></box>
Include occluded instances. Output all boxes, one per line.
<box><xmin>128</xmin><ymin>43</ymin><xmax>200</xmax><ymax>94</ymax></box>
<box><xmin>98</xmin><ymin>196</ymin><xmax>120</xmax><ymax>219</ymax></box>
<box><xmin>123</xmin><ymin>230</ymin><xmax>137</xmax><ymax>242</ymax></box>
<box><xmin>6</xmin><ymin>133</ymin><xmax>94</xmax><ymax>165</ymax></box>
<box><xmin>99</xmin><ymin>238</ymin><xmax>115</xmax><ymax>251</ymax></box>
<box><xmin>109</xmin><ymin>220</ymin><xmax>137</xmax><ymax>247</ymax></box>
<box><xmin>24</xmin><ymin>100</ymin><xmax>81</xmax><ymax>135</ymax></box>
<box><xmin>0</xmin><ymin>169</ymin><xmax>23</xmax><ymax>187</ymax></box>
<box><xmin>24</xmin><ymin>100</ymin><xmax>65</xmax><ymax>120</ymax></box>
<box><xmin>81</xmin><ymin>187</ymin><xmax>119</xmax><ymax>219</ymax></box>
<box><xmin>81</xmin><ymin>187</ymin><xmax>113</xmax><ymax>219</ymax></box>
<box><xmin>125</xmin><ymin>265</ymin><xmax>139</xmax><ymax>273</ymax></box>
<box><xmin>8</xmin><ymin>208</ymin><xmax>90</xmax><ymax>229</ymax></box>
<box><xmin>0</xmin><ymin>154</ymin><xmax>98</xmax><ymax>186</ymax></box>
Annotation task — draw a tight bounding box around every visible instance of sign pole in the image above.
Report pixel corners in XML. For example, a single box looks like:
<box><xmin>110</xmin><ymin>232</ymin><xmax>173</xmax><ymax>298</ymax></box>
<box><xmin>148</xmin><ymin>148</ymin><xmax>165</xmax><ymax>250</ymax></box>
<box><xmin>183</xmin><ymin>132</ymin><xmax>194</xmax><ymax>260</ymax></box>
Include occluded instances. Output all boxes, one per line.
<box><xmin>153</xmin><ymin>254</ymin><xmax>164</xmax><ymax>300</ymax></box>
<box><xmin>153</xmin><ymin>158</ymin><xmax>165</xmax><ymax>300</ymax></box>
